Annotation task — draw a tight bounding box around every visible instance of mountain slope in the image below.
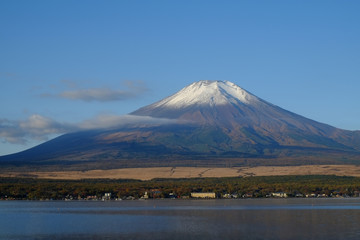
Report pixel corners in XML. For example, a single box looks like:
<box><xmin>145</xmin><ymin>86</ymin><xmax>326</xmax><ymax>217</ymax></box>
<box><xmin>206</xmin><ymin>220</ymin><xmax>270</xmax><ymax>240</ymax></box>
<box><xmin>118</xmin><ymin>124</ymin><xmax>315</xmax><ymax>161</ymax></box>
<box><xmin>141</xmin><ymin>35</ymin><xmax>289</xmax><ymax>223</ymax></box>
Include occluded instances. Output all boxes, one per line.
<box><xmin>132</xmin><ymin>81</ymin><xmax>359</xmax><ymax>151</ymax></box>
<box><xmin>1</xmin><ymin>80</ymin><xmax>359</xmax><ymax>170</ymax></box>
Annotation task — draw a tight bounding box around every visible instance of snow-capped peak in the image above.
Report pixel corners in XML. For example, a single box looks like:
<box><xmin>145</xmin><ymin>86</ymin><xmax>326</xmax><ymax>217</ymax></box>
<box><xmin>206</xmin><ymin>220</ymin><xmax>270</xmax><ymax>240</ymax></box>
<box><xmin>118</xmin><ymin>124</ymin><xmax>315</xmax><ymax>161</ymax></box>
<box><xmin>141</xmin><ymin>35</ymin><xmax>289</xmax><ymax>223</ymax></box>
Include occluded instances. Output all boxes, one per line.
<box><xmin>151</xmin><ymin>80</ymin><xmax>259</xmax><ymax>109</ymax></box>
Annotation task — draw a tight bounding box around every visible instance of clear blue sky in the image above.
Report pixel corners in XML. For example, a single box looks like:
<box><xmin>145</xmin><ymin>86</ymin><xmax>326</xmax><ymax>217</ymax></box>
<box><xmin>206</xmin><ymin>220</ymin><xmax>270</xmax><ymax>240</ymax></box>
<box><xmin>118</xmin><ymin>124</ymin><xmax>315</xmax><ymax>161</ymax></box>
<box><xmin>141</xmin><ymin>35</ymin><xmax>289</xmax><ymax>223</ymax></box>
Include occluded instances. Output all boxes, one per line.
<box><xmin>1</xmin><ymin>0</ymin><xmax>360</xmax><ymax>156</ymax></box>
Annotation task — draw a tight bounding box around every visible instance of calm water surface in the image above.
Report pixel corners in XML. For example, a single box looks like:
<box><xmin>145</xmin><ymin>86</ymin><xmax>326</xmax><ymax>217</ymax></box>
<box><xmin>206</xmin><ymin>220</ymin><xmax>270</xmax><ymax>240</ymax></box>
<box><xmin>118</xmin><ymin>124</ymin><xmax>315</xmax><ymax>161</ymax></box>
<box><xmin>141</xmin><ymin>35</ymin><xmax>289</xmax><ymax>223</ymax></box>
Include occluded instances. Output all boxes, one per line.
<box><xmin>1</xmin><ymin>198</ymin><xmax>360</xmax><ymax>240</ymax></box>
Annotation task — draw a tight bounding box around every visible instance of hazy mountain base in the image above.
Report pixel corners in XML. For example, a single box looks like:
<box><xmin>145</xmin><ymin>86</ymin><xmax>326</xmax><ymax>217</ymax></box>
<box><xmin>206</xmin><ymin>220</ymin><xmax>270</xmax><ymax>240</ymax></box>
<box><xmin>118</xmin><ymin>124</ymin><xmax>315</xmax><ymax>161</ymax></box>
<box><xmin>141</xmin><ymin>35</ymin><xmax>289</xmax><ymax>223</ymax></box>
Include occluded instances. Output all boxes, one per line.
<box><xmin>2</xmin><ymin>165</ymin><xmax>360</xmax><ymax>181</ymax></box>
<box><xmin>1</xmin><ymin>124</ymin><xmax>359</xmax><ymax>172</ymax></box>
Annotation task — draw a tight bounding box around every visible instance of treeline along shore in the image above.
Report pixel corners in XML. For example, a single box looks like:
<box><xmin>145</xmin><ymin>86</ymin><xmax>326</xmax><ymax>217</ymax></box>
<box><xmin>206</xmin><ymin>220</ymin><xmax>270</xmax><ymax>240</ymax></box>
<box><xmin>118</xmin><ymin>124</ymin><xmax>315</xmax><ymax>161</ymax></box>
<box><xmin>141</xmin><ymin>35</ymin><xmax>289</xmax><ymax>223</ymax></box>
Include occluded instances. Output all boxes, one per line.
<box><xmin>1</xmin><ymin>175</ymin><xmax>360</xmax><ymax>200</ymax></box>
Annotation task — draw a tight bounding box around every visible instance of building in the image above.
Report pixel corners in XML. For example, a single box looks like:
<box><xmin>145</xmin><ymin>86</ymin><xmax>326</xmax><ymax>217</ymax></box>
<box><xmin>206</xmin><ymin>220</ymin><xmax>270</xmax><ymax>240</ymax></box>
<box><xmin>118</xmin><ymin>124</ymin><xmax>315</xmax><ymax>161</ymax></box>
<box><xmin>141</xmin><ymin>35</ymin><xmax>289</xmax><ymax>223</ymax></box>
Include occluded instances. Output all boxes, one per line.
<box><xmin>222</xmin><ymin>193</ymin><xmax>232</xmax><ymax>198</ymax></box>
<box><xmin>242</xmin><ymin>193</ymin><xmax>253</xmax><ymax>198</ymax></box>
<box><xmin>141</xmin><ymin>192</ymin><xmax>149</xmax><ymax>199</ymax></box>
<box><xmin>191</xmin><ymin>192</ymin><xmax>216</xmax><ymax>198</ymax></box>
<box><xmin>150</xmin><ymin>189</ymin><xmax>162</xmax><ymax>198</ymax></box>
<box><xmin>271</xmin><ymin>192</ymin><xmax>288</xmax><ymax>198</ymax></box>
<box><xmin>102</xmin><ymin>193</ymin><xmax>112</xmax><ymax>201</ymax></box>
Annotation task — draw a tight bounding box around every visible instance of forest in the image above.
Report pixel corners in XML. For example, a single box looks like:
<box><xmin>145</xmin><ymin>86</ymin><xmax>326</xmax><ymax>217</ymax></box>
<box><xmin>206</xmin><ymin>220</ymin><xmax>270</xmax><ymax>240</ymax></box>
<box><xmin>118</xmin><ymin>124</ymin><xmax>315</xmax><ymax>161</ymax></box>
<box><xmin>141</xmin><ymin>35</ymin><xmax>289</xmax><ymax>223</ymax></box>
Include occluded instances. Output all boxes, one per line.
<box><xmin>1</xmin><ymin>175</ymin><xmax>360</xmax><ymax>200</ymax></box>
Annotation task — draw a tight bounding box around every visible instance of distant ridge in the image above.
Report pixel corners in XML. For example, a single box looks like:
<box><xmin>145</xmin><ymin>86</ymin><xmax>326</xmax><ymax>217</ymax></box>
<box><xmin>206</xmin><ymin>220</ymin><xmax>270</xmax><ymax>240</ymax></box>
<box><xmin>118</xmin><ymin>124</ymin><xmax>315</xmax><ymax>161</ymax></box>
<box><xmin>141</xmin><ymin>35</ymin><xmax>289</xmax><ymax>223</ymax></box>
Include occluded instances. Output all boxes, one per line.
<box><xmin>1</xmin><ymin>80</ymin><xmax>360</xmax><ymax>170</ymax></box>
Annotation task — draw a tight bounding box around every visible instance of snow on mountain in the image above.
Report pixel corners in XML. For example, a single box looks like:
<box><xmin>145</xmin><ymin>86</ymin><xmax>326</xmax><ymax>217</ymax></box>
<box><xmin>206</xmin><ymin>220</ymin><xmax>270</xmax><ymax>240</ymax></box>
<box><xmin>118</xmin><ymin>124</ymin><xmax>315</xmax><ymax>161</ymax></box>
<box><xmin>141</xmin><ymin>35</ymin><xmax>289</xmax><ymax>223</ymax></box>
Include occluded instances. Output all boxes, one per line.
<box><xmin>132</xmin><ymin>80</ymin><xmax>350</xmax><ymax>143</ymax></box>
<box><xmin>131</xmin><ymin>80</ymin><xmax>270</xmax><ymax>123</ymax></box>
<box><xmin>148</xmin><ymin>80</ymin><xmax>260</xmax><ymax>108</ymax></box>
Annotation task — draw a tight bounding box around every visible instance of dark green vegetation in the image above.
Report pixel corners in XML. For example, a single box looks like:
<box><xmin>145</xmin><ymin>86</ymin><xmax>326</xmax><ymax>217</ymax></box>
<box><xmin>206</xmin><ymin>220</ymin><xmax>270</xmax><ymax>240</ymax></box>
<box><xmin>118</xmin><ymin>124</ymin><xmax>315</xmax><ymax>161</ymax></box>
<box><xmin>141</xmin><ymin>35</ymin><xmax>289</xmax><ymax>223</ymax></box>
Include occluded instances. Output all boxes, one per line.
<box><xmin>1</xmin><ymin>175</ymin><xmax>360</xmax><ymax>200</ymax></box>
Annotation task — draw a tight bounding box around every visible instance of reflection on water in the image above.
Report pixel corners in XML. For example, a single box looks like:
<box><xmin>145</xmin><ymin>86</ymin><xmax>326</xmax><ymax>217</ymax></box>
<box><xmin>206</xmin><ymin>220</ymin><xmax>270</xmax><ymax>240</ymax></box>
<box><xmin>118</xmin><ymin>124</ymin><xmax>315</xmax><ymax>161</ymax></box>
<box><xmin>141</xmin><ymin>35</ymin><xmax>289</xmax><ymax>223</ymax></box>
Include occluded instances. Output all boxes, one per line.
<box><xmin>1</xmin><ymin>198</ymin><xmax>360</xmax><ymax>240</ymax></box>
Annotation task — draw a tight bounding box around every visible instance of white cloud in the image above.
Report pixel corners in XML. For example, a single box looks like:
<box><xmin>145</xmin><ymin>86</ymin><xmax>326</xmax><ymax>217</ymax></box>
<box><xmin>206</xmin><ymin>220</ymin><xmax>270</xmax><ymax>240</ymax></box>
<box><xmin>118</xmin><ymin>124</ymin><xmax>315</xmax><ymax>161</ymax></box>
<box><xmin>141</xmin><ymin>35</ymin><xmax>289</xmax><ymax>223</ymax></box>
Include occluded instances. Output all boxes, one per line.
<box><xmin>0</xmin><ymin>119</ymin><xmax>27</xmax><ymax>144</ymax></box>
<box><xmin>0</xmin><ymin>115</ymin><xmax>75</xmax><ymax>144</ymax></box>
<box><xmin>0</xmin><ymin>114</ymin><xmax>179</xmax><ymax>145</ymax></box>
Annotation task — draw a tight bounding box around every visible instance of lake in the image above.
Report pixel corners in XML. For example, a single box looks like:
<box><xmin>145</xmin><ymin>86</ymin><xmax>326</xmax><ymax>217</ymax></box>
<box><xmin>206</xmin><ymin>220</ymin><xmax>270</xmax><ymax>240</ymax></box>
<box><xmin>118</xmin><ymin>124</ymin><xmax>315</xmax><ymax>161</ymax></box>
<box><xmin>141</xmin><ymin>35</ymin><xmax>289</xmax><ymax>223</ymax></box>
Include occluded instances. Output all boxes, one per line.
<box><xmin>1</xmin><ymin>198</ymin><xmax>360</xmax><ymax>240</ymax></box>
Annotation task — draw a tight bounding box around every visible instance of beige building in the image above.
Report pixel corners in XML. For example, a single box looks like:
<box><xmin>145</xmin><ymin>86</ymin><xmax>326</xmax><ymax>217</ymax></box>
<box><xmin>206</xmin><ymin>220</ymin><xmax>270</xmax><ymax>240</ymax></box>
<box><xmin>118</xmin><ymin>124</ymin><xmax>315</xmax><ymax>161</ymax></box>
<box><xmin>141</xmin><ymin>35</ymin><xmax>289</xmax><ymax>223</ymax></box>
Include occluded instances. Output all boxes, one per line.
<box><xmin>271</xmin><ymin>192</ymin><xmax>288</xmax><ymax>198</ymax></box>
<box><xmin>191</xmin><ymin>192</ymin><xmax>216</xmax><ymax>198</ymax></box>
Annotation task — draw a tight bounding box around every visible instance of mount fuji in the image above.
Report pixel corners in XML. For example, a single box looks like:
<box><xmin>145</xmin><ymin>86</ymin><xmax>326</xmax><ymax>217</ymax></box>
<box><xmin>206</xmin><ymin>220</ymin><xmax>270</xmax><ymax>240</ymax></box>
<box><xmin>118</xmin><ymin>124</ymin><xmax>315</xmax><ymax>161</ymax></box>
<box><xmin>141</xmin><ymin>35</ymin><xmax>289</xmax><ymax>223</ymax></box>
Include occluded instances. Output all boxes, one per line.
<box><xmin>1</xmin><ymin>80</ymin><xmax>360</xmax><ymax>170</ymax></box>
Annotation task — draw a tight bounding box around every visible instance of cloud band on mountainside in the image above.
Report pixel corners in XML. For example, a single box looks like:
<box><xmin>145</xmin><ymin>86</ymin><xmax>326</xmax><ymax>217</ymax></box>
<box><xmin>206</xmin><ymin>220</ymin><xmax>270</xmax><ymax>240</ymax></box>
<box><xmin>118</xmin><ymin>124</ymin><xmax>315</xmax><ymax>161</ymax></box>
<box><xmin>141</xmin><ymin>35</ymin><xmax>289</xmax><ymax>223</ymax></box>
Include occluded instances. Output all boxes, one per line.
<box><xmin>0</xmin><ymin>114</ymin><xmax>178</xmax><ymax>144</ymax></box>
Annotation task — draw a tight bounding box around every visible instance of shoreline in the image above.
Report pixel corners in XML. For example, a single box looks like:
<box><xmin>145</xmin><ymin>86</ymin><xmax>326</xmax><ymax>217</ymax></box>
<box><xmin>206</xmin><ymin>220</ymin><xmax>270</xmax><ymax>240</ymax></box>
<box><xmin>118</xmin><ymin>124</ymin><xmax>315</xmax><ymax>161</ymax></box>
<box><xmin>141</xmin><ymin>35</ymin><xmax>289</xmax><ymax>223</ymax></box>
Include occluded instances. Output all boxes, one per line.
<box><xmin>1</xmin><ymin>175</ymin><xmax>360</xmax><ymax>201</ymax></box>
